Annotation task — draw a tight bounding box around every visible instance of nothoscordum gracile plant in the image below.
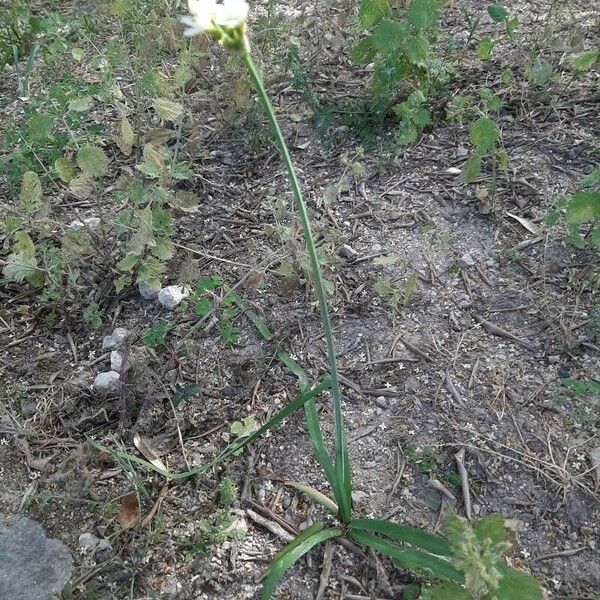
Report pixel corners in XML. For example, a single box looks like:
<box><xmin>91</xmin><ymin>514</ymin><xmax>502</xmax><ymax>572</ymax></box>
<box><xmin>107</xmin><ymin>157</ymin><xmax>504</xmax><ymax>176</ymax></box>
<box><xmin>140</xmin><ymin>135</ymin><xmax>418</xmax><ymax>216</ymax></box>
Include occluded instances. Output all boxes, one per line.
<box><xmin>150</xmin><ymin>2</ymin><xmax>545</xmax><ymax>597</ymax></box>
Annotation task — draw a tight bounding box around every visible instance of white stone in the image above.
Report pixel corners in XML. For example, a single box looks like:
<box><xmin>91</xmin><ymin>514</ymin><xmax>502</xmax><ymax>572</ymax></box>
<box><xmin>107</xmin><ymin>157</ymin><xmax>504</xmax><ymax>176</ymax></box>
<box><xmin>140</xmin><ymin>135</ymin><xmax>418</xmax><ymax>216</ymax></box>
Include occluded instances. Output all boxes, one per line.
<box><xmin>92</xmin><ymin>371</ymin><xmax>120</xmax><ymax>394</ymax></box>
<box><xmin>110</xmin><ymin>351</ymin><xmax>126</xmax><ymax>372</ymax></box>
<box><xmin>138</xmin><ymin>282</ymin><xmax>159</xmax><ymax>300</ymax></box>
<box><xmin>68</xmin><ymin>217</ymin><xmax>100</xmax><ymax>230</ymax></box>
<box><xmin>158</xmin><ymin>285</ymin><xmax>190</xmax><ymax>310</ymax></box>
<box><xmin>102</xmin><ymin>327</ymin><xmax>128</xmax><ymax>350</ymax></box>
<box><xmin>78</xmin><ymin>532</ymin><xmax>99</xmax><ymax>553</ymax></box>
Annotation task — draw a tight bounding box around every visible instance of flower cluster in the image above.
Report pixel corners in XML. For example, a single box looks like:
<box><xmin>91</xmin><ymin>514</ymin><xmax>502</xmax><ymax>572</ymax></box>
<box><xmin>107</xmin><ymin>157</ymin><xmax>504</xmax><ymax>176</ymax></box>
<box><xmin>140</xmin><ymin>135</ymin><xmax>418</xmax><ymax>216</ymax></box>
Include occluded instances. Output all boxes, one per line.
<box><xmin>182</xmin><ymin>0</ymin><xmax>249</xmax><ymax>51</ymax></box>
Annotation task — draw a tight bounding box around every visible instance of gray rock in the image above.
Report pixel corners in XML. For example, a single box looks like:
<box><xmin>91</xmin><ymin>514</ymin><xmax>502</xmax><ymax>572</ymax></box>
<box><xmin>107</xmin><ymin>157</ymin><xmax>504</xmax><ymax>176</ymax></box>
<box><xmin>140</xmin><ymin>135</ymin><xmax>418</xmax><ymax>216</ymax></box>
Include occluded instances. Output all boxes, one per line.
<box><xmin>338</xmin><ymin>244</ymin><xmax>358</xmax><ymax>260</ymax></box>
<box><xmin>102</xmin><ymin>327</ymin><xmax>128</xmax><ymax>350</ymax></box>
<box><xmin>110</xmin><ymin>351</ymin><xmax>127</xmax><ymax>372</ymax></box>
<box><xmin>138</xmin><ymin>282</ymin><xmax>159</xmax><ymax>300</ymax></box>
<box><xmin>78</xmin><ymin>532</ymin><xmax>99</xmax><ymax>553</ymax></box>
<box><xmin>458</xmin><ymin>252</ymin><xmax>476</xmax><ymax>268</ymax></box>
<box><xmin>92</xmin><ymin>371</ymin><xmax>120</xmax><ymax>395</ymax></box>
<box><xmin>0</xmin><ymin>515</ymin><xmax>73</xmax><ymax>600</ymax></box>
<box><xmin>158</xmin><ymin>285</ymin><xmax>190</xmax><ymax>310</ymax></box>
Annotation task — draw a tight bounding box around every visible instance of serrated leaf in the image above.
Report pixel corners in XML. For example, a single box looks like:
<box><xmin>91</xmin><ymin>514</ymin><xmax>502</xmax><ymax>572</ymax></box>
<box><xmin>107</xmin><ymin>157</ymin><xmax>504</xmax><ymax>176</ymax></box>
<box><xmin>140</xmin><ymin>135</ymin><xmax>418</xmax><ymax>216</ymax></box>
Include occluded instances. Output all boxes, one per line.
<box><xmin>69</xmin><ymin>174</ymin><xmax>94</xmax><ymax>199</ymax></box>
<box><xmin>116</xmin><ymin>115</ymin><xmax>135</xmax><ymax>156</ymax></box>
<box><xmin>407</xmin><ymin>0</ymin><xmax>439</xmax><ymax>30</ymax></box>
<box><xmin>565</xmin><ymin>191</ymin><xmax>600</xmax><ymax>224</ymax></box>
<box><xmin>19</xmin><ymin>171</ymin><xmax>42</xmax><ymax>216</ymax></box>
<box><xmin>137</xmin><ymin>256</ymin><xmax>167</xmax><ymax>289</ymax></box>
<box><xmin>487</xmin><ymin>4</ymin><xmax>508</xmax><ymax>22</ymax></box>
<box><xmin>358</xmin><ymin>0</ymin><xmax>390</xmax><ymax>28</ymax></box>
<box><xmin>55</xmin><ymin>157</ymin><xmax>77</xmax><ymax>183</ymax></box>
<box><xmin>581</xmin><ymin>167</ymin><xmax>600</xmax><ymax>188</ymax></box>
<box><xmin>13</xmin><ymin>231</ymin><xmax>36</xmax><ymax>258</ymax></box>
<box><xmin>77</xmin><ymin>145</ymin><xmax>109</xmax><ymax>177</ymax></box>
<box><xmin>351</xmin><ymin>36</ymin><xmax>377</xmax><ymax>64</ymax></box>
<box><xmin>118</xmin><ymin>252</ymin><xmax>142</xmax><ymax>272</ymax></box>
<box><xmin>477</xmin><ymin>38</ymin><xmax>495</xmax><ymax>60</ymax></box>
<box><xmin>405</xmin><ymin>34</ymin><xmax>430</xmax><ymax>65</ymax></box>
<box><xmin>171</xmin><ymin>384</ymin><xmax>202</xmax><ymax>407</ymax></box>
<box><xmin>68</xmin><ymin>96</ymin><xmax>94</xmax><ymax>112</ymax></box>
<box><xmin>462</xmin><ymin>153</ymin><xmax>482</xmax><ymax>182</ymax></box>
<box><xmin>372</xmin><ymin>19</ymin><xmax>407</xmax><ymax>53</ymax></box>
<box><xmin>153</xmin><ymin>98</ymin><xmax>184</xmax><ymax>122</ymax></box>
<box><xmin>170</xmin><ymin>190</ymin><xmax>199</xmax><ymax>213</ymax></box>
<box><xmin>170</xmin><ymin>161</ymin><xmax>193</xmax><ymax>180</ymax></box>
<box><xmin>3</xmin><ymin>253</ymin><xmax>39</xmax><ymax>283</ymax></box>
<box><xmin>569</xmin><ymin>50</ymin><xmax>599</xmax><ymax>73</ymax></box>
<box><xmin>474</xmin><ymin>515</ymin><xmax>513</xmax><ymax>553</ymax></box>
<box><xmin>28</xmin><ymin>113</ymin><xmax>54</xmax><ymax>140</ymax></box>
<box><xmin>528</xmin><ymin>58</ymin><xmax>553</xmax><ymax>86</ymax></box>
<box><xmin>470</xmin><ymin>117</ymin><xmax>497</xmax><ymax>153</ymax></box>
<box><xmin>150</xmin><ymin>238</ymin><xmax>174</xmax><ymax>261</ymax></box>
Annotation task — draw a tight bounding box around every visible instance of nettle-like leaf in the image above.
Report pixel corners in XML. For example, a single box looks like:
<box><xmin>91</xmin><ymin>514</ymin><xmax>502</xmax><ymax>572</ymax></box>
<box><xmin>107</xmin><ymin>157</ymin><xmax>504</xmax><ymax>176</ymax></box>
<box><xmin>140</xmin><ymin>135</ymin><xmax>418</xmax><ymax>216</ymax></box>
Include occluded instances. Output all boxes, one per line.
<box><xmin>405</xmin><ymin>34</ymin><xmax>430</xmax><ymax>65</ymax></box>
<box><xmin>477</xmin><ymin>38</ymin><xmax>495</xmax><ymax>61</ymax></box>
<box><xmin>230</xmin><ymin>415</ymin><xmax>260</xmax><ymax>439</ymax></box>
<box><xmin>137</xmin><ymin>256</ymin><xmax>167</xmax><ymax>289</ymax></box>
<box><xmin>28</xmin><ymin>113</ymin><xmax>54</xmax><ymax>141</ymax></box>
<box><xmin>527</xmin><ymin>58</ymin><xmax>553</xmax><ymax>86</ymax></box>
<box><xmin>407</xmin><ymin>0</ymin><xmax>440</xmax><ymax>30</ymax></box>
<box><xmin>69</xmin><ymin>174</ymin><xmax>94</xmax><ymax>199</ymax></box>
<box><xmin>137</xmin><ymin>143</ymin><xmax>167</xmax><ymax>179</ymax></box>
<box><xmin>568</xmin><ymin>50</ymin><xmax>599</xmax><ymax>73</ymax></box>
<box><xmin>487</xmin><ymin>4</ymin><xmax>508</xmax><ymax>22</ymax></box>
<box><xmin>564</xmin><ymin>191</ymin><xmax>600</xmax><ymax>224</ymax></box>
<box><xmin>55</xmin><ymin>157</ymin><xmax>77</xmax><ymax>183</ymax></box>
<box><xmin>470</xmin><ymin>117</ymin><xmax>497</xmax><ymax>153</ymax></box>
<box><xmin>358</xmin><ymin>0</ymin><xmax>390</xmax><ymax>28</ymax></box>
<box><xmin>19</xmin><ymin>171</ymin><xmax>42</xmax><ymax>217</ymax></box>
<box><xmin>77</xmin><ymin>145</ymin><xmax>109</xmax><ymax>178</ymax></box>
<box><xmin>3</xmin><ymin>232</ymin><xmax>39</xmax><ymax>284</ymax></box>
<box><xmin>351</xmin><ymin>36</ymin><xmax>378</xmax><ymax>64</ymax></box>
<box><xmin>372</xmin><ymin>19</ymin><xmax>407</xmax><ymax>54</ymax></box>
<box><xmin>462</xmin><ymin>153</ymin><xmax>482</xmax><ymax>182</ymax></box>
<box><xmin>153</xmin><ymin>98</ymin><xmax>184</xmax><ymax>122</ymax></box>
<box><xmin>116</xmin><ymin>115</ymin><xmax>135</xmax><ymax>156</ymax></box>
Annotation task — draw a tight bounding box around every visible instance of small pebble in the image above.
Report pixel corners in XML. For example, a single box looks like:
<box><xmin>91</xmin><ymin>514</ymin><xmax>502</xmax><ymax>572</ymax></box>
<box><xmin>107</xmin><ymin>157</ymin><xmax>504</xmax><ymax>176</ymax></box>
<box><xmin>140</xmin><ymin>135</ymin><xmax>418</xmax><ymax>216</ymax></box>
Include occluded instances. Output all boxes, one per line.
<box><xmin>158</xmin><ymin>285</ymin><xmax>190</xmax><ymax>310</ymax></box>
<box><xmin>92</xmin><ymin>371</ymin><xmax>120</xmax><ymax>395</ymax></box>
<box><xmin>68</xmin><ymin>217</ymin><xmax>100</xmax><ymax>230</ymax></box>
<box><xmin>102</xmin><ymin>327</ymin><xmax>128</xmax><ymax>350</ymax></box>
<box><xmin>338</xmin><ymin>244</ymin><xmax>358</xmax><ymax>260</ymax></box>
<box><xmin>458</xmin><ymin>253</ymin><xmax>476</xmax><ymax>268</ymax></box>
<box><xmin>78</xmin><ymin>532</ymin><xmax>99</xmax><ymax>553</ymax></box>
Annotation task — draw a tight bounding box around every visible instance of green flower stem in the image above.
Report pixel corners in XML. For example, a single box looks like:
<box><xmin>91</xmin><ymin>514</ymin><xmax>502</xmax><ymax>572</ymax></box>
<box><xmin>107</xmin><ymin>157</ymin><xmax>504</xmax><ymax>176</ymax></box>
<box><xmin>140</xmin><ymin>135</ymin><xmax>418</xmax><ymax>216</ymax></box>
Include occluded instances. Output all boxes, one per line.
<box><xmin>242</xmin><ymin>51</ymin><xmax>352</xmax><ymax>523</ymax></box>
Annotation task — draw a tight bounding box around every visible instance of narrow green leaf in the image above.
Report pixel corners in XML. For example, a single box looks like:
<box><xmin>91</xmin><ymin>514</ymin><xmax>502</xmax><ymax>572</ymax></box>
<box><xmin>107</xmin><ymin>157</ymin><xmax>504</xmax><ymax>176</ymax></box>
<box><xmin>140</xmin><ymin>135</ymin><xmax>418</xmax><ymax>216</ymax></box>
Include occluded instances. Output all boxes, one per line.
<box><xmin>351</xmin><ymin>518</ymin><xmax>453</xmax><ymax>556</ymax></box>
<box><xmin>350</xmin><ymin>530</ymin><xmax>464</xmax><ymax>583</ymax></box>
<box><xmin>304</xmin><ymin>398</ymin><xmax>337</xmax><ymax>490</ymax></box>
<box><xmin>264</xmin><ymin>523</ymin><xmax>325</xmax><ymax>575</ymax></box>
<box><xmin>421</xmin><ymin>582</ymin><xmax>471</xmax><ymax>599</ymax></box>
<box><xmin>261</xmin><ymin>527</ymin><xmax>342</xmax><ymax>599</ymax></box>
<box><xmin>487</xmin><ymin>563</ymin><xmax>542</xmax><ymax>600</ymax></box>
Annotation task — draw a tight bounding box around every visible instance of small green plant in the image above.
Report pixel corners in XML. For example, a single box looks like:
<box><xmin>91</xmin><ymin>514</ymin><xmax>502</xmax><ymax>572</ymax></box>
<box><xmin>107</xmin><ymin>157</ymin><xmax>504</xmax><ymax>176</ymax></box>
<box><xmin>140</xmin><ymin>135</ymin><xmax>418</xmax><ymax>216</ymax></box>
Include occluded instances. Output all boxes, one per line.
<box><xmin>547</xmin><ymin>167</ymin><xmax>600</xmax><ymax>249</ymax></box>
<box><xmin>476</xmin><ymin>4</ymin><xmax>519</xmax><ymax>61</ymax></box>
<box><xmin>187</xmin><ymin>476</ymin><xmax>245</xmax><ymax>559</ymax></box>
<box><xmin>142</xmin><ymin>320</ymin><xmax>171</xmax><ymax>348</ymax></box>
<box><xmin>463</xmin><ymin>116</ymin><xmax>507</xmax><ymax>183</ymax></box>
<box><xmin>351</xmin><ymin>0</ymin><xmax>452</xmax><ymax>144</ymax></box>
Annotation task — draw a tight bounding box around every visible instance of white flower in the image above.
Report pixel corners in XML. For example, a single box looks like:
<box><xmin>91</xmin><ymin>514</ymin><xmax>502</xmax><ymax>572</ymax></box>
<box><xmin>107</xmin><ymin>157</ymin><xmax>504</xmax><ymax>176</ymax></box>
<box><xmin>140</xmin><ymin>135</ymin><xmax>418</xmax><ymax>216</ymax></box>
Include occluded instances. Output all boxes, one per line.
<box><xmin>182</xmin><ymin>0</ymin><xmax>249</xmax><ymax>36</ymax></box>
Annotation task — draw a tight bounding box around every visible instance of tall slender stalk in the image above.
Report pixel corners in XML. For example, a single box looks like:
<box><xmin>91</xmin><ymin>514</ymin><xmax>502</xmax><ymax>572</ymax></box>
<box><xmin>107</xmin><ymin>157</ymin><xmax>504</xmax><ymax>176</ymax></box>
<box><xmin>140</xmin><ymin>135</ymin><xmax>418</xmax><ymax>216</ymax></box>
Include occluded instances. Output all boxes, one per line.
<box><xmin>242</xmin><ymin>52</ymin><xmax>352</xmax><ymax>523</ymax></box>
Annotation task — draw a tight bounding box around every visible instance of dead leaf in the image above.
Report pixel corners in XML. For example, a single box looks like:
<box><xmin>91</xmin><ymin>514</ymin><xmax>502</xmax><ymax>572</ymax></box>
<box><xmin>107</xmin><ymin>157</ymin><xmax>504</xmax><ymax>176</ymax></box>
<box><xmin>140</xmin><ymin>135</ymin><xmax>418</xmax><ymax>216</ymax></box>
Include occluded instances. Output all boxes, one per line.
<box><xmin>115</xmin><ymin>116</ymin><xmax>135</xmax><ymax>156</ymax></box>
<box><xmin>232</xmin><ymin>77</ymin><xmax>250</xmax><ymax>111</ymax></box>
<box><xmin>170</xmin><ymin>190</ymin><xmax>199</xmax><ymax>214</ymax></box>
<box><xmin>69</xmin><ymin>174</ymin><xmax>94</xmax><ymax>199</ymax></box>
<box><xmin>133</xmin><ymin>433</ymin><xmax>167</xmax><ymax>472</ymax></box>
<box><xmin>117</xmin><ymin>491</ymin><xmax>140</xmax><ymax>528</ymax></box>
<box><xmin>506</xmin><ymin>211</ymin><xmax>542</xmax><ymax>235</ymax></box>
